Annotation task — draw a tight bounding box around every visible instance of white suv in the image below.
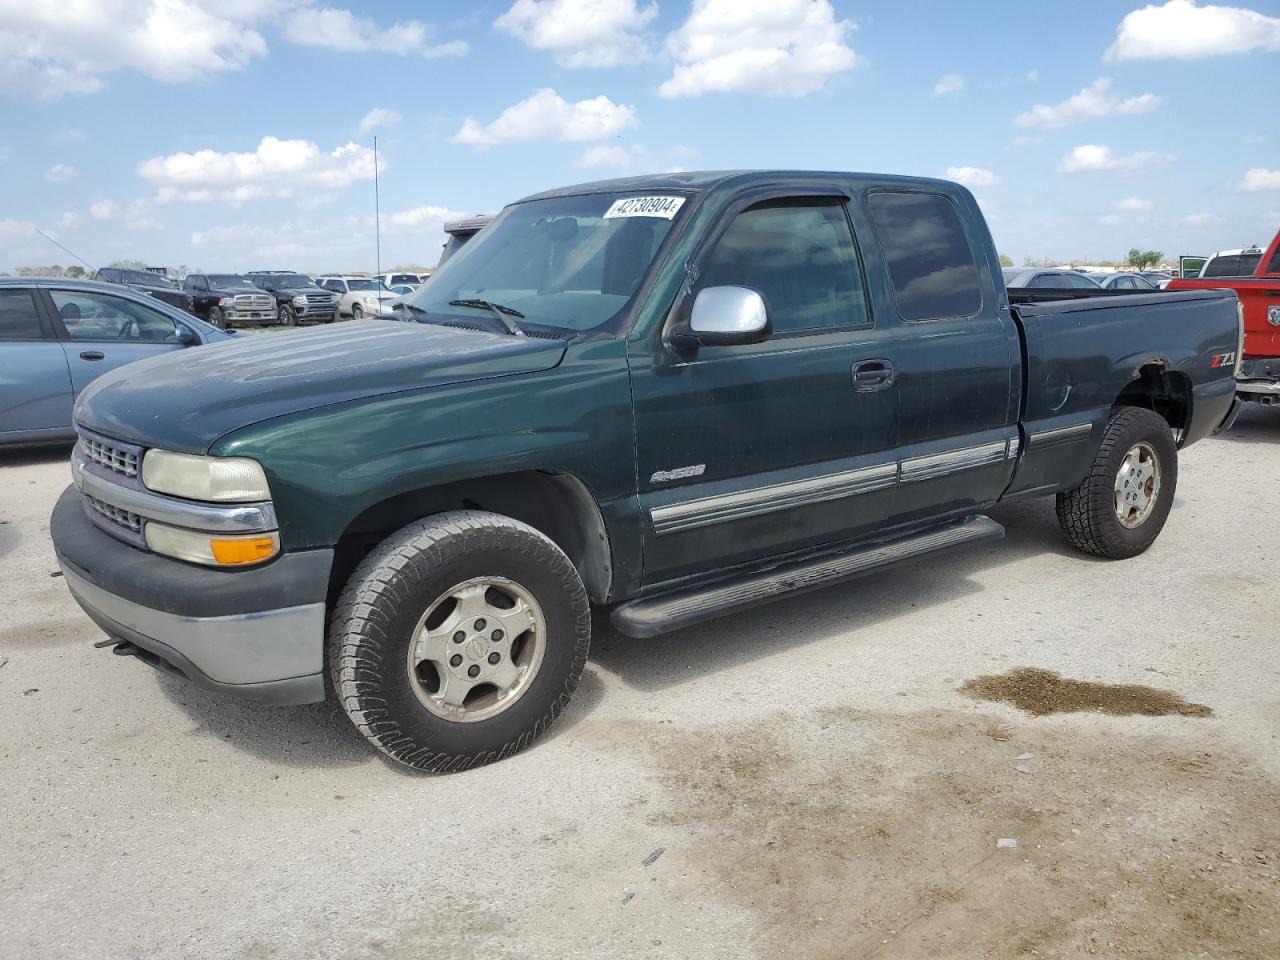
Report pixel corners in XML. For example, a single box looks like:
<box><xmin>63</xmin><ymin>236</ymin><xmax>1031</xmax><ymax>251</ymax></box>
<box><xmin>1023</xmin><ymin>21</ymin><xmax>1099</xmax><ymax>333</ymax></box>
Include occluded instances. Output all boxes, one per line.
<box><xmin>317</xmin><ymin>276</ymin><xmax>397</xmax><ymax>320</ymax></box>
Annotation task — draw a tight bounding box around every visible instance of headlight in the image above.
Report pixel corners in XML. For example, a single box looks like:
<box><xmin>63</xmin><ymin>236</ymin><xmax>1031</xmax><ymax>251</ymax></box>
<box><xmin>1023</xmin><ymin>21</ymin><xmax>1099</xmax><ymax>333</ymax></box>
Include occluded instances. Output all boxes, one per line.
<box><xmin>145</xmin><ymin>523</ymin><xmax>279</xmax><ymax>567</ymax></box>
<box><xmin>142</xmin><ymin>449</ymin><xmax>271</xmax><ymax>502</ymax></box>
<box><xmin>292</xmin><ymin>295</ymin><xmax>306</xmax><ymax>306</ymax></box>
<box><xmin>218</xmin><ymin>297</ymin><xmax>232</xmax><ymax>306</ymax></box>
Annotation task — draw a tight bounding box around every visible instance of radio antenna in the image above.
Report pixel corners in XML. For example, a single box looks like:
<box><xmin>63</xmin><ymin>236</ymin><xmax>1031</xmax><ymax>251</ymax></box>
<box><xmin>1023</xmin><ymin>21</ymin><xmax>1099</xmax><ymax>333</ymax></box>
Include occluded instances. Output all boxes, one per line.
<box><xmin>34</xmin><ymin>226</ymin><xmax>94</xmax><ymax>272</ymax></box>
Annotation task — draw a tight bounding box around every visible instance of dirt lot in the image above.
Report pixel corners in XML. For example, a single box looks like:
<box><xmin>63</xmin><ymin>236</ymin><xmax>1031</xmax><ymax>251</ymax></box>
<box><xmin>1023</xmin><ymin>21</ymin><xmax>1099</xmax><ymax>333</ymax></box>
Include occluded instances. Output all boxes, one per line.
<box><xmin>1</xmin><ymin>409</ymin><xmax>1278</xmax><ymax>960</ymax></box>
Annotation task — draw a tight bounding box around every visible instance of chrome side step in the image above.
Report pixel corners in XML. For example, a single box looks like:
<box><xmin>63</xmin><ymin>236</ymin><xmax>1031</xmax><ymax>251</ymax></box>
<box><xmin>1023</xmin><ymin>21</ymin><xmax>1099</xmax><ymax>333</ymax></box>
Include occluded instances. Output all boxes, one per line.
<box><xmin>611</xmin><ymin>515</ymin><xmax>1004</xmax><ymax>639</ymax></box>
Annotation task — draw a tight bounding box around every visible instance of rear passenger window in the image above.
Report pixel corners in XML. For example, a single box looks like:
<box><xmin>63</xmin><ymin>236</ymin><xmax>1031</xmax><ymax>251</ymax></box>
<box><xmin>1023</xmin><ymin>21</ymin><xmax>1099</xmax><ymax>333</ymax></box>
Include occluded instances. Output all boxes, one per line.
<box><xmin>698</xmin><ymin>199</ymin><xmax>868</xmax><ymax>334</ymax></box>
<box><xmin>868</xmin><ymin>191</ymin><xmax>981</xmax><ymax>320</ymax></box>
<box><xmin>0</xmin><ymin>290</ymin><xmax>43</xmax><ymax>340</ymax></box>
<box><xmin>1202</xmin><ymin>256</ymin><xmax>1241</xmax><ymax>278</ymax></box>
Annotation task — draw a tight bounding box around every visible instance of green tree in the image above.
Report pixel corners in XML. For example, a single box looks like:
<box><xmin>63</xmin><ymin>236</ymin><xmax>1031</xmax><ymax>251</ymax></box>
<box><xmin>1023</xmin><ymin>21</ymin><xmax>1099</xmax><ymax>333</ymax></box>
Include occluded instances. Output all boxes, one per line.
<box><xmin>998</xmin><ymin>254</ymin><xmax>1014</xmax><ymax>268</ymax></box>
<box><xmin>64</xmin><ymin>265</ymin><xmax>86</xmax><ymax>279</ymax></box>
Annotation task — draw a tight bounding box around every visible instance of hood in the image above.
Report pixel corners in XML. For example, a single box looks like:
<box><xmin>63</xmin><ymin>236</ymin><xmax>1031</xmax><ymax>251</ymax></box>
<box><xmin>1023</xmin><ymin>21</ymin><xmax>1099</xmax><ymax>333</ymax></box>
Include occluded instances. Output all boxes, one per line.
<box><xmin>75</xmin><ymin>320</ymin><xmax>567</xmax><ymax>453</ymax></box>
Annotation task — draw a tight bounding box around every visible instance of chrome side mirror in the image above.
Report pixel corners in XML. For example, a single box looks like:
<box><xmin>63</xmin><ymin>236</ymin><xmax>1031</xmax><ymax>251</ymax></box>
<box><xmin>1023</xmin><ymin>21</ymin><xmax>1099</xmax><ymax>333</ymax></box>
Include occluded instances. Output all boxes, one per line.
<box><xmin>672</xmin><ymin>285</ymin><xmax>771</xmax><ymax>348</ymax></box>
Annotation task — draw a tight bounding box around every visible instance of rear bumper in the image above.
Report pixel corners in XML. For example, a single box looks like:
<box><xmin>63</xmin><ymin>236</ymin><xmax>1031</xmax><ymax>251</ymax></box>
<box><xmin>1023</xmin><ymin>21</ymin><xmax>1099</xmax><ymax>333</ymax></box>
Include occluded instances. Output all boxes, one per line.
<box><xmin>1236</xmin><ymin>379</ymin><xmax>1280</xmax><ymax>404</ymax></box>
<box><xmin>50</xmin><ymin>485</ymin><xmax>331</xmax><ymax>704</ymax></box>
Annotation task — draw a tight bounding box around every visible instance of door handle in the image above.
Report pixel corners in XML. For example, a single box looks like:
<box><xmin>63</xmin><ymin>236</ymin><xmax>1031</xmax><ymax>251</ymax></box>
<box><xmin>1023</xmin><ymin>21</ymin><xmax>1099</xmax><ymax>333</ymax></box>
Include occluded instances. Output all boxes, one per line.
<box><xmin>79</xmin><ymin>351</ymin><xmax>105</xmax><ymax>361</ymax></box>
<box><xmin>852</xmin><ymin>359</ymin><xmax>893</xmax><ymax>390</ymax></box>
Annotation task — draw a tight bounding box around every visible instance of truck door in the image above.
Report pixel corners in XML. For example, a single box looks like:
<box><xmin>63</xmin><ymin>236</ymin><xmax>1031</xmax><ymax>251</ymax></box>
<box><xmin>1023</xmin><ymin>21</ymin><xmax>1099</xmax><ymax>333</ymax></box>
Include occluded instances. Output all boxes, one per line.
<box><xmin>0</xmin><ymin>287</ymin><xmax>74</xmax><ymax>439</ymax></box>
<box><xmin>858</xmin><ymin>188</ymin><xmax>1021</xmax><ymax>526</ymax></box>
<box><xmin>629</xmin><ymin>192</ymin><xmax>901</xmax><ymax>586</ymax></box>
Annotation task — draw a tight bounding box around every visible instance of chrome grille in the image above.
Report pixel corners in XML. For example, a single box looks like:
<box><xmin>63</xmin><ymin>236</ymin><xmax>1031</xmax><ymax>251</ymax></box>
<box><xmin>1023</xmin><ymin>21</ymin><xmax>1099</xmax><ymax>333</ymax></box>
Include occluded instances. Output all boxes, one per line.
<box><xmin>233</xmin><ymin>294</ymin><xmax>274</xmax><ymax>311</ymax></box>
<box><xmin>304</xmin><ymin>292</ymin><xmax>336</xmax><ymax>303</ymax></box>
<box><xmin>85</xmin><ymin>494</ymin><xmax>143</xmax><ymax>534</ymax></box>
<box><xmin>80</xmin><ymin>433</ymin><xmax>139</xmax><ymax>479</ymax></box>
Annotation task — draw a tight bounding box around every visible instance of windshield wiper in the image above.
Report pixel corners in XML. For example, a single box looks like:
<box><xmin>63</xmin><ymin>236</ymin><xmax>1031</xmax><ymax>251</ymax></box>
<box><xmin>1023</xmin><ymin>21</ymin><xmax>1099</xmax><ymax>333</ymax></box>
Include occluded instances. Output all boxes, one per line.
<box><xmin>448</xmin><ymin>298</ymin><xmax>525</xmax><ymax>336</ymax></box>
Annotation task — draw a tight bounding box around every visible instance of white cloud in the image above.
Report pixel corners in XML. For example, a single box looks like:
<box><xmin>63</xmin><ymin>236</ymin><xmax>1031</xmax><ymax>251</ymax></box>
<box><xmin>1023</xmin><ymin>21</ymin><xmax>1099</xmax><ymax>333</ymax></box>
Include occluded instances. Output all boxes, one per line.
<box><xmin>282</xmin><ymin>4</ymin><xmax>468</xmax><ymax>57</ymax></box>
<box><xmin>933</xmin><ymin>73</ymin><xmax>964</xmax><ymax>96</ymax></box>
<box><xmin>1014</xmin><ymin>79</ymin><xmax>1160</xmax><ymax>129</ymax></box>
<box><xmin>495</xmin><ymin>0</ymin><xmax>657</xmax><ymax>67</ymax></box>
<box><xmin>138</xmin><ymin>136</ymin><xmax>376</xmax><ymax>205</ymax></box>
<box><xmin>357</xmin><ymin>107</ymin><xmax>401</xmax><ymax>134</ymax></box>
<box><xmin>1105</xmin><ymin>0</ymin><xmax>1280</xmax><ymax>60</ymax></box>
<box><xmin>1239</xmin><ymin>168</ymin><xmax>1280</xmax><ymax>191</ymax></box>
<box><xmin>89</xmin><ymin>200</ymin><xmax>119</xmax><ymax>220</ymax></box>
<box><xmin>44</xmin><ymin>163</ymin><xmax>77</xmax><ymax>182</ymax></box>
<box><xmin>451</xmin><ymin>88</ymin><xmax>637</xmax><ymax>148</ymax></box>
<box><xmin>51</xmin><ymin>126</ymin><xmax>86</xmax><ymax>144</ymax></box>
<box><xmin>945</xmin><ymin>166</ymin><xmax>1000</xmax><ymax>188</ymax></box>
<box><xmin>1119</xmin><ymin>196</ymin><xmax>1152</xmax><ymax>210</ymax></box>
<box><xmin>382</xmin><ymin>204</ymin><xmax>468</xmax><ymax>232</ymax></box>
<box><xmin>659</xmin><ymin>0</ymin><xmax>856</xmax><ymax>99</ymax></box>
<box><xmin>1058</xmin><ymin>144</ymin><xmax>1175</xmax><ymax>173</ymax></box>
<box><xmin>1100</xmin><ymin>213</ymin><xmax>1123</xmax><ymax>225</ymax></box>
<box><xmin>0</xmin><ymin>217</ymin><xmax>34</xmax><ymax>239</ymax></box>
<box><xmin>57</xmin><ymin>212</ymin><xmax>79</xmax><ymax>228</ymax></box>
<box><xmin>0</xmin><ymin>1</ymin><xmax>270</xmax><ymax>99</ymax></box>
<box><xmin>577</xmin><ymin>143</ymin><xmax>641</xmax><ymax>168</ymax></box>
<box><xmin>1185</xmin><ymin>212</ymin><xmax>1221</xmax><ymax>224</ymax></box>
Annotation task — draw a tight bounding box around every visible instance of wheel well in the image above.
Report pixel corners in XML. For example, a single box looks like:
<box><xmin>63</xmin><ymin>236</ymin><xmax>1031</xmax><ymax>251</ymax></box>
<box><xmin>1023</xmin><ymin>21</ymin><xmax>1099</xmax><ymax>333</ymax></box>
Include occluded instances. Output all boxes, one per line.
<box><xmin>327</xmin><ymin>471</ymin><xmax>613</xmax><ymax>605</ymax></box>
<box><xmin>1114</xmin><ymin>364</ymin><xmax>1191</xmax><ymax>442</ymax></box>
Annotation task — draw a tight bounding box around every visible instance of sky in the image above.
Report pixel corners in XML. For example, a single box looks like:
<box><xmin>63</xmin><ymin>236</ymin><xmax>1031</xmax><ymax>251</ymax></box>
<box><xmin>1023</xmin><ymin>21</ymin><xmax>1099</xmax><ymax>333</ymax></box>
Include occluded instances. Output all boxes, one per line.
<box><xmin>1</xmin><ymin>0</ymin><xmax>1278</xmax><ymax>274</ymax></box>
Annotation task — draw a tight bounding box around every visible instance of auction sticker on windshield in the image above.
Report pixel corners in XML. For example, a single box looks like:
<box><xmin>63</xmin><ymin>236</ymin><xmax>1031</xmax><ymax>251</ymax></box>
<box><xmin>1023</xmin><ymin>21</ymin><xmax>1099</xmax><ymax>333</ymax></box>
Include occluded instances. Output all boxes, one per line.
<box><xmin>603</xmin><ymin>196</ymin><xmax>685</xmax><ymax>220</ymax></box>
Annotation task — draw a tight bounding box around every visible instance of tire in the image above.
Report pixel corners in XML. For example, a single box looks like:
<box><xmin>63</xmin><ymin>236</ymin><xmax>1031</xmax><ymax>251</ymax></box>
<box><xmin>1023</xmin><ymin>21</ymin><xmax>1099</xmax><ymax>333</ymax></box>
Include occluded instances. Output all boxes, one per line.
<box><xmin>279</xmin><ymin>304</ymin><xmax>297</xmax><ymax>327</ymax></box>
<box><xmin>208</xmin><ymin>306</ymin><xmax>226</xmax><ymax>330</ymax></box>
<box><xmin>1056</xmin><ymin>406</ymin><xmax>1178</xmax><ymax>559</ymax></box>
<box><xmin>351</xmin><ymin>303</ymin><xmax>364</xmax><ymax>321</ymax></box>
<box><xmin>329</xmin><ymin>510</ymin><xmax>591</xmax><ymax>771</ymax></box>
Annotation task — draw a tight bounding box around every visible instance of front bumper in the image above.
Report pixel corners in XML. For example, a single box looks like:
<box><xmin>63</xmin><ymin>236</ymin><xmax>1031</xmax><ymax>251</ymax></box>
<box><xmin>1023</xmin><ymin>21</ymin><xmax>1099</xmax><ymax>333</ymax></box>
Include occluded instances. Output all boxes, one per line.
<box><xmin>51</xmin><ymin>486</ymin><xmax>331</xmax><ymax>704</ymax></box>
<box><xmin>224</xmin><ymin>309</ymin><xmax>278</xmax><ymax>324</ymax></box>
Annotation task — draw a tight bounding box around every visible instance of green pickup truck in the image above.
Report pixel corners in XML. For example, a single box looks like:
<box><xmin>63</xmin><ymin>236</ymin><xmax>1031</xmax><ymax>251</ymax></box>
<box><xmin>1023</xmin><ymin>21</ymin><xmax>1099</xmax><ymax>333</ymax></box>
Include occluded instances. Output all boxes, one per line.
<box><xmin>52</xmin><ymin>170</ymin><xmax>1241</xmax><ymax>771</ymax></box>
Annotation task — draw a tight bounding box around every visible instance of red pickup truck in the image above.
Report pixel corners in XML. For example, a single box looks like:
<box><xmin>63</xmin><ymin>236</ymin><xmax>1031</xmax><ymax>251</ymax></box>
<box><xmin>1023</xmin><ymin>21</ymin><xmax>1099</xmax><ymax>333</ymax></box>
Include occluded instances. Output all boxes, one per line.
<box><xmin>1168</xmin><ymin>229</ymin><xmax>1280</xmax><ymax>405</ymax></box>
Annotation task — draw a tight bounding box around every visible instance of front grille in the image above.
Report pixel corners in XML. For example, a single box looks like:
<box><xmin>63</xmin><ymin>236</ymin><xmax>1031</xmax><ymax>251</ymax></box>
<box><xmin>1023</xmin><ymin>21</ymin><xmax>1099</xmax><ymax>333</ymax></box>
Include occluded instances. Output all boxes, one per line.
<box><xmin>85</xmin><ymin>494</ymin><xmax>143</xmax><ymax>534</ymax></box>
<box><xmin>233</xmin><ymin>294</ymin><xmax>274</xmax><ymax>311</ymax></box>
<box><xmin>304</xmin><ymin>292</ymin><xmax>336</xmax><ymax>304</ymax></box>
<box><xmin>80</xmin><ymin>433</ymin><xmax>139</xmax><ymax>478</ymax></box>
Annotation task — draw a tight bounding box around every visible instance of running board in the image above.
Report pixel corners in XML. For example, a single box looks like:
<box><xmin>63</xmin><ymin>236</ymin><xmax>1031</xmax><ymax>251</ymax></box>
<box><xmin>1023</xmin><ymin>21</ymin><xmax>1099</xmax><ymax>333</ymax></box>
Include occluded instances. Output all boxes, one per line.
<box><xmin>611</xmin><ymin>515</ymin><xmax>1004</xmax><ymax>639</ymax></box>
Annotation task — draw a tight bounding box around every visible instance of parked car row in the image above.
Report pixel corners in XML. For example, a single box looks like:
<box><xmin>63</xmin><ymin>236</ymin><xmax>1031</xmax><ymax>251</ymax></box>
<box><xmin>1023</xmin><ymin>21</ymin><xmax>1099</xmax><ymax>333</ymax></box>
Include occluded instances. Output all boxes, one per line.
<box><xmin>1001</xmin><ymin>269</ymin><xmax>1166</xmax><ymax>291</ymax></box>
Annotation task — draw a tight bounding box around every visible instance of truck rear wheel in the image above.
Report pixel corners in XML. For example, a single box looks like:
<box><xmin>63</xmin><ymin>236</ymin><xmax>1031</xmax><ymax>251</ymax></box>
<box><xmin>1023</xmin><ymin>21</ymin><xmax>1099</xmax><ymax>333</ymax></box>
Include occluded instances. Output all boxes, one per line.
<box><xmin>1056</xmin><ymin>406</ymin><xmax>1178</xmax><ymax>559</ymax></box>
<box><xmin>329</xmin><ymin>511</ymin><xmax>591</xmax><ymax>771</ymax></box>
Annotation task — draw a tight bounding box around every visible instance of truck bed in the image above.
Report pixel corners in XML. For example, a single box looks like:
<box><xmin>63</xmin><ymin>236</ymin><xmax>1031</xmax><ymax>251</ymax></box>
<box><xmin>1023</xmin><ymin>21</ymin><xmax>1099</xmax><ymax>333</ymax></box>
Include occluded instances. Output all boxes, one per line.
<box><xmin>1004</xmin><ymin>288</ymin><xmax>1240</xmax><ymax>498</ymax></box>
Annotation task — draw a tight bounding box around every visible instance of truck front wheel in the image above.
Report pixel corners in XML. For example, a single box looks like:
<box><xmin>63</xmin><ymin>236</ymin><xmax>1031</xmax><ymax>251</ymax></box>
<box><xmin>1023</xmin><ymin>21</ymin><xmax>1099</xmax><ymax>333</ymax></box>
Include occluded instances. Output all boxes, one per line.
<box><xmin>208</xmin><ymin>306</ymin><xmax>227</xmax><ymax>329</ymax></box>
<box><xmin>329</xmin><ymin>511</ymin><xmax>591</xmax><ymax>771</ymax></box>
<box><xmin>1056</xmin><ymin>406</ymin><xmax>1178</xmax><ymax>559</ymax></box>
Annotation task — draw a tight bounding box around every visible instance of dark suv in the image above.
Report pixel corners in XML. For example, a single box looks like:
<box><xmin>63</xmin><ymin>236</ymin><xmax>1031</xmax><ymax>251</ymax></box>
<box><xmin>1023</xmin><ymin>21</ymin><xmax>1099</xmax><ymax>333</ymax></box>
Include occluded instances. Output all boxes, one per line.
<box><xmin>248</xmin><ymin>271</ymin><xmax>339</xmax><ymax>325</ymax></box>
<box><xmin>94</xmin><ymin>268</ymin><xmax>194</xmax><ymax>313</ymax></box>
<box><xmin>181</xmin><ymin>274</ymin><xmax>278</xmax><ymax>329</ymax></box>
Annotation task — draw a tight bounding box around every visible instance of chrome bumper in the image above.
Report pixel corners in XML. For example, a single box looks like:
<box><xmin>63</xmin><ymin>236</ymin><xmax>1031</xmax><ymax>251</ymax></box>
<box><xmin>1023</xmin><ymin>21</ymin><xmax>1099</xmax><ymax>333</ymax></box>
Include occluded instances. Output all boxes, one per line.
<box><xmin>60</xmin><ymin>562</ymin><xmax>326</xmax><ymax>703</ymax></box>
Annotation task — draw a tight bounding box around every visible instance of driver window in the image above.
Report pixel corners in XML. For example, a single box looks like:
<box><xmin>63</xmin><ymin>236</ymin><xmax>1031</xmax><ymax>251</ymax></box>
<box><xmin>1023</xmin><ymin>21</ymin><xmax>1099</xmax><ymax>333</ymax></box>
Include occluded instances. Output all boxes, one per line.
<box><xmin>48</xmin><ymin>290</ymin><xmax>179</xmax><ymax>342</ymax></box>
<box><xmin>697</xmin><ymin>199</ymin><xmax>868</xmax><ymax>334</ymax></box>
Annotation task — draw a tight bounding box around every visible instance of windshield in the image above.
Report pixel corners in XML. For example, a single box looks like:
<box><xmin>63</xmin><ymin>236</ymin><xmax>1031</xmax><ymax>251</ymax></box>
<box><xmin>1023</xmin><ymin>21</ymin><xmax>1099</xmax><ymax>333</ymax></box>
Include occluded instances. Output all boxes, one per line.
<box><xmin>346</xmin><ymin>278</ymin><xmax>384</xmax><ymax>291</ymax></box>
<box><xmin>209</xmin><ymin>274</ymin><xmax>255</xmax><ymax>287</ymax></box>
<box><xmin>269</xmin><ymin>275</ymin><xmax>315</xmax><ymax>288</ymax></box>
<box><xmin>124</xmin><ymin>270</ymin><xmax>174</xmax><ymax>287</ymax></box>
<box><xmin>408</xmin><ymin>191</ymin><xmax>687</xmax><ymax>332</ymax></box>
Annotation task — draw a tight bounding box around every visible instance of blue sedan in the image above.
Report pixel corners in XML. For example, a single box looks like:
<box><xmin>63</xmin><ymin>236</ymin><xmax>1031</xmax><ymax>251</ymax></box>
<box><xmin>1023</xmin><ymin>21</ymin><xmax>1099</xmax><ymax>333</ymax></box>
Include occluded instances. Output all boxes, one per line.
<box><xmin>0</xmin><ymin>278</ymin><xmax>231</xmax><ymax>446</ymax></box>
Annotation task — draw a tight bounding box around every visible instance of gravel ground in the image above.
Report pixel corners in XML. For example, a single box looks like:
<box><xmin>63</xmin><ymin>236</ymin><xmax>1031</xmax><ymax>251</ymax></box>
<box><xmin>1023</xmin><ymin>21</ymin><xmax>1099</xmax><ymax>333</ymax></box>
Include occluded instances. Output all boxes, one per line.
<box><xmin>1</xmin><ymin>408</ymin><xmax>1277</xmax><ymax>960</ymax></box>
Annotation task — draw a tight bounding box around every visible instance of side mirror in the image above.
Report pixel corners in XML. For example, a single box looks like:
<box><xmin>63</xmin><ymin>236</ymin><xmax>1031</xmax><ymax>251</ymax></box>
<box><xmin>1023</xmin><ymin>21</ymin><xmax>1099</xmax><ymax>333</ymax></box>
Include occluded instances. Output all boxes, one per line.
<box><xmin>670</xmin><ymin>286</ymin><xmax>770</xmax><ymax>348</ymax></box>
<box><xmin>175</xmin><ymin>325</ymin><xmax>197</xmax><ymax>345</ymax></box>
